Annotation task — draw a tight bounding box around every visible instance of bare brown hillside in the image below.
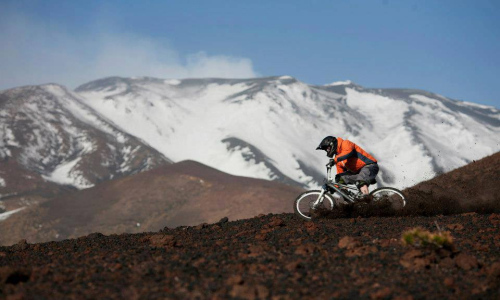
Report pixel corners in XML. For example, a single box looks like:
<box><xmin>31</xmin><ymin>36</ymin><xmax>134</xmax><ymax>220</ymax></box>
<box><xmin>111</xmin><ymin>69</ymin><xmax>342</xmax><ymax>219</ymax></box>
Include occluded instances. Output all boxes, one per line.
<box><xmin>403</xmin><ymin>152</ymin><xmax>500</xmax><ymax>215</ymax></box>
<box><xmin>0</xmin><ymin>160</ymin><xmax>303</xmax><ymax>246</ymax></box>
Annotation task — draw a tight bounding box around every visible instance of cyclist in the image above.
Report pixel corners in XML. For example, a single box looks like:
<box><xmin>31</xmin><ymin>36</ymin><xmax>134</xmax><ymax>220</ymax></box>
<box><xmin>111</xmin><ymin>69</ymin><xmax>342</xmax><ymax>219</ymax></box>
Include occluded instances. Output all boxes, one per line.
<box><xmin>316</xmin><ymin>136</ymin><xmax>379</xmax><ymax>195</ymax></box>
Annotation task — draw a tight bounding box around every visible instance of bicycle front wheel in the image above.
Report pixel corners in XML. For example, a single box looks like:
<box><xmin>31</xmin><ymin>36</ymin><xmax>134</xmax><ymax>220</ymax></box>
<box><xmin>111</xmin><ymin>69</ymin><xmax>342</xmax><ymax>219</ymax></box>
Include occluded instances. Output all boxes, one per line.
<box><xmin>294</xmin><ymin>190</ymin><xmax>335</xmax><ymax>221</ymax></box>
<box><xmin>369</xmin><ymin>187</ymin><xmax>406</xmax><ymax>210</ymax></box>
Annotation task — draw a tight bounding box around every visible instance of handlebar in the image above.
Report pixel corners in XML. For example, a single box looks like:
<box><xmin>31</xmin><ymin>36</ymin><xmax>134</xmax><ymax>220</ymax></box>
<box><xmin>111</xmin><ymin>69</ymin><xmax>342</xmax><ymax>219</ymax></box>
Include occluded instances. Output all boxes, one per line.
<box><xmin>325</xmin><ymin>159</ymin><xmax>335</xmax><ymax>168</ymax></box>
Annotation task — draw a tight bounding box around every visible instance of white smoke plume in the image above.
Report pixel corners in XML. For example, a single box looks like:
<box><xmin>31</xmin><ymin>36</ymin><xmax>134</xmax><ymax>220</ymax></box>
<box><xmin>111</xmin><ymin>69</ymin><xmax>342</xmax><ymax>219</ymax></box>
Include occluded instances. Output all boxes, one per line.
<box><xmin>0</xmin><ymin>10</ymin><xmax>258</xmax><ymax>90</ymax></box>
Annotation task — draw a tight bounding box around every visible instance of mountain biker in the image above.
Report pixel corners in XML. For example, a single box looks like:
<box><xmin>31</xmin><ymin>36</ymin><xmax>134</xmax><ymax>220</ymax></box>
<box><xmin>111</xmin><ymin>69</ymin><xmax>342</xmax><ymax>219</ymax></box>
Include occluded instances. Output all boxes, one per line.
<box><xmin>316</xmin><ymin>136</ymin><xmax>379</xmax><ymax>195</ymax></box>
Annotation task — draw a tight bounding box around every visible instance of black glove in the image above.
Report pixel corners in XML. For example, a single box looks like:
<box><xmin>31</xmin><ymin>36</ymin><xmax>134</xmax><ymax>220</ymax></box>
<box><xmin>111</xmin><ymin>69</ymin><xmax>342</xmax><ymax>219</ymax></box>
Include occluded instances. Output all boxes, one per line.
<box><xmin>326</xmin><ymin>159</ymin><xmax>335</xmax><ymax>167</ymax></box>
<box><xmin>335</xmin><ymin>175</ymin><xmax>345</xmax><ymax>184</ymax></box>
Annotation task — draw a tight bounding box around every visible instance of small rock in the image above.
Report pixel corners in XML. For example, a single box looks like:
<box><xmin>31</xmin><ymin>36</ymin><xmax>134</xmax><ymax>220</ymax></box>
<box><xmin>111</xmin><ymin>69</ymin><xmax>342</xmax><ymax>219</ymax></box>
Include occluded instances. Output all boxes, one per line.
<box><xmin>370</xmin><ymin>287</ymin><xmax>391</xmax><ymax>299</ymax></box>
<box><xmin>194</xmin><ymin>223</ymin><xmax>208</xmax><ymax>230</ymax></box>
<box><xmin>446</xmin><ymin>223</ymin><xmax>464</xmax><ymax>231</ymax></box>
<box><xmin>338</xmin><ymin>236</ymin><xmax>361</xmax><ymax>249</ymax></box>
<box><xmin>439</xmin><ymin>257</ymin><xmax>455</xmax><ymax>269</ymax></box>
<box><xmin>346</xmin><ymin>245</ymin><xmax>377</xmax><ymax>257</ymax></box>
<box><xmin>460</xmin><ymin>212</ymin><xmax>476</xmax><ymax>217</ymax></box>
<box><xmin>304</xmin><ymin>222</ymin><xmax>318</xmax><ymax>232</ymax></box>
<box><xmin>414</xmin><ymin>257</ymin><xmax>432</xmax><ymax>270</ymax></box>
<box><xmin>285</xmin><ymin>261</ymin><xmax>302</xmax><ymax>271</ymax></box>
<box><xmin>226</xmin><ymin>274</ymin><xmax>244</xmax><ymax>285</ymax></box>
<box><xmin>229</xmin><ymin>284</ymin><xmax>255</xmax><ymax>300</ymax></box>
<box><xmin>254</xmin><ymin>233</ymin><xmax>267</xmax><ymax>241</ymax></box>
<box><xmin>268</xmin><ymin>217</ymin><xmax>285</xmax><ymax>227</ymax></box>
<box><xmin>378</xmin><ymin>239</ymin><xmax>396</xmax><ymax>247</ymax></box>
<box><xmin>87</xmin><ymin>233</ymin><xmax>105</xmax><ymax>239</ymax></box>
<box><xmin>487</xmin><ymin>262</ymin><xmax>500</xmax><ymax>277</ymax></box>
<box><xmin>455</xmin><ymin>253</ymin><xmax>478</xmax><ymax>270</ymax></box>
<box><xmin>247</xmin><ymin>245</ymin><xmax>265</xmax><ymax>257</ymax></box>
<box><xmin>218</xmin><ymin>217</ymin><xmax>229</xmax><ymax>224</ymax></box>
<box><xmin>443</xmin><ymin>277</ymin><xmax>454</xmax><ymax>288</ymax></box>
<box><xmin>401</xmin><ymin>249</ymin><xmax>424</xmax><ymax>260</ymax></box>
<box><xmin>295</xmin><ymin>244</ymin><xmax>317</xmax><ymax>255</ymax></box>
<box><xmin>255</xmin><ymin>285</ymin><xmax>269</xmax><ymax>299</ymax></box>
<box><xmin>400</xmin><ymin>250</ymin><xmax>435</xmax><ymax>270</ymax></box>
<box><xmin>146</xmin><ymin>234</ymin><xmax>176</xmax><ymax>247</ymax></box>
<box><xmin>13</xmin><ymin>240</ymin><xmax>29</xmax><ymax>251</ymax></box>
<box><xmin>488</xmin><ymin>213</ymin><xmax>500</xmax><ymax>220</ymax></box>
<box><xmin>489</xmin><ymin>214</ymin><xmax>500</xmax><ymax>225</ymax></box>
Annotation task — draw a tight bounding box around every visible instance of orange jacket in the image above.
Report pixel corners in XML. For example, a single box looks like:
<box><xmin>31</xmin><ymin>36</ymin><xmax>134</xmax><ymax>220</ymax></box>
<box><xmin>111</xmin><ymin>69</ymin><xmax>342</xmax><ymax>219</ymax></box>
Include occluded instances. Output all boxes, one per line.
<box><xmin>334</xmin><ymin>137</ymin><xmax>377</xmax><ymax>174</ymax></box>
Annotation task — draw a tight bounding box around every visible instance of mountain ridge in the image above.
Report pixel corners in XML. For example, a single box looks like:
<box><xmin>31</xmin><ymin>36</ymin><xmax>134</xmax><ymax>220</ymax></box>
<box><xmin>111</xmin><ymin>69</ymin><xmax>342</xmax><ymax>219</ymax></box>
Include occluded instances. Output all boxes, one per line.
<box><xmin>75</xmin><ymin>75</ymin><xmax>500</xmax><ymax>189</ymax></box>
<box><xmin>0</xmin><ymin>83</ymin><xmax>170</xmax><ymax>200</ymax></box>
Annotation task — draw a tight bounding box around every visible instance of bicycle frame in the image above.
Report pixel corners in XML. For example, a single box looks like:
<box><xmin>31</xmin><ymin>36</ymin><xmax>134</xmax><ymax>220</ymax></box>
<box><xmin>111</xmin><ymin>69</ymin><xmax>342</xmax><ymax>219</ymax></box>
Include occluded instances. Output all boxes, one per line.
<box><xmin>311</xmin><ymin>165</ymin><xmax>363</xmax><ymax>208</ymax></box>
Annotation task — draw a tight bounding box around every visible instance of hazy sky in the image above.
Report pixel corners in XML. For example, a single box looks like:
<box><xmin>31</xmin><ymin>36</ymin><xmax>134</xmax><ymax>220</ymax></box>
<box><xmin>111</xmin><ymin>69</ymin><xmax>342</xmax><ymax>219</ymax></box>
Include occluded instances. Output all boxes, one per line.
<box><xmin>1</xmin><ymin>0</ymin><xmax>499</xmax><ymax>108</ymax></box>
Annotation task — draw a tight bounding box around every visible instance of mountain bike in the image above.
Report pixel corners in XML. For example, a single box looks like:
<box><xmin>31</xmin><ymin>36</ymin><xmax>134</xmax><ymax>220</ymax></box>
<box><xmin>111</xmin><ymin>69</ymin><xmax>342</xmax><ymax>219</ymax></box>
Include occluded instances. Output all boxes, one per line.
<box><xmin>294</xmin><ymin>162</ymin><xmax>406</xmax><ymax>220</ymax></box>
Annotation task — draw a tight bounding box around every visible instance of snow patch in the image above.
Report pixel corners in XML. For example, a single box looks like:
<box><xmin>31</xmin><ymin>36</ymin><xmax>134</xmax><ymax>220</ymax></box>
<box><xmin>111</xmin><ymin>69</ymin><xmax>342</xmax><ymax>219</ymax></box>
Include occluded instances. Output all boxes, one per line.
<box><xmin>42</xmin><ymin>157</ymin><xmax>94</xmax><ymax>189</ymax></box>
<box><xmin>0</xmin><ymin>123</ymin><xmax>19</xmax><ymax>158</ymax></box>
<box><xmin>325</xmin><ymin>80</ymin><xmax>352</xmax><ymax>86</ymax></box>
<box><xmin>0</xmin><ymin>207</ymin><xmax>26</xmax><ymax>221</ymax></box>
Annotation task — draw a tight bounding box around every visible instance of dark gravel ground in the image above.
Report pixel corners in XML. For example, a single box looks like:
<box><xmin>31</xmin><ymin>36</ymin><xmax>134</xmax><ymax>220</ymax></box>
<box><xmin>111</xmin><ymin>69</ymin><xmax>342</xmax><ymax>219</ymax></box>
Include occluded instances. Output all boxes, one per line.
<box><xmin>1</xmin><ymin>153</ymin><xmax>499</xmax><ymax>299</ymax></box>
<box><xmin>1</xmin><ymin>212</ymin><xmax>499</xmax><ymax>299</ymax></box>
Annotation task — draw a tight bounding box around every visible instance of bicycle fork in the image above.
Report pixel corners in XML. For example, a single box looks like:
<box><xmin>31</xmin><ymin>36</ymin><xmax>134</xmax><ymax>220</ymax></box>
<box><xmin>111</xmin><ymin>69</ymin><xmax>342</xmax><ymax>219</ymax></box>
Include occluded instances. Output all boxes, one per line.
<box><xmin>311</xmin><ymin>185</ymin><xmax>327</xmax><ymax>209</ymax></box>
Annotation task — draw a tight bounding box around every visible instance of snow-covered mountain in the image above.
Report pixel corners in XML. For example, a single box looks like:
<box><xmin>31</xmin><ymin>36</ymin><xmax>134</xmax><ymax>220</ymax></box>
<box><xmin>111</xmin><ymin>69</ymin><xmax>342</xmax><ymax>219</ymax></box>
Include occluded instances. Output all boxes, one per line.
<box><xmin>75</xmin><ymin>76</ymin><xmax>500</xmax><ymax>189</ymax></box>
<box><xmin>0</xmin><ymin>84</ymin><xmax>170</xmax><ymax>194</ymax></box>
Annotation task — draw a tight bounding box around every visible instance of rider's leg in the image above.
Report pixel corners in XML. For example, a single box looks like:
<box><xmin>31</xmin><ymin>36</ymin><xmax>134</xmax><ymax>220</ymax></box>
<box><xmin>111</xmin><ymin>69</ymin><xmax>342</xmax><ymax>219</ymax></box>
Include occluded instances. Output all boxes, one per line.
<box><xmin>360</xmin><ymin>184</ymin><xmax>369</xmax><ymax>195</ymax></box>
<box><xmin>360</xmin><ymin>164</ymin><xmax>379</xmax><ymax>195</ymax></box>
<box><xmin>340</xmin><ymin>164</ymin><xmax>379</xmax><ymax>195</ymax></box>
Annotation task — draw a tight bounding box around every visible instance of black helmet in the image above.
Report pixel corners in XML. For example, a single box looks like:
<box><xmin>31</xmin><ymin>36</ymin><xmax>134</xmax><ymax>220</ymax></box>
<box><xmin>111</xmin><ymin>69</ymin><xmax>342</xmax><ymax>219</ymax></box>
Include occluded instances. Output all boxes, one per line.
<box><xmin>316</xmin><ymin>136</ymin><xmax>338</xmax><ymax>158</ymax></box>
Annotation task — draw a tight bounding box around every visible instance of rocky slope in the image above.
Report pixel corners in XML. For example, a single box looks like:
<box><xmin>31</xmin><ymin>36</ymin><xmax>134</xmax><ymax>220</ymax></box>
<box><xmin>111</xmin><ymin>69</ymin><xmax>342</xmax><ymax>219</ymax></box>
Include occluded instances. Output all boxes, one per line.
<box><xmin>403</xmin><ymin>151</ymin><xmax>500</xmax><ymax>215</ymax></box>
<box><xmin>0</xmin><ymin>211</ymin><xmax>499</xmax><ymax>299</ymax></box>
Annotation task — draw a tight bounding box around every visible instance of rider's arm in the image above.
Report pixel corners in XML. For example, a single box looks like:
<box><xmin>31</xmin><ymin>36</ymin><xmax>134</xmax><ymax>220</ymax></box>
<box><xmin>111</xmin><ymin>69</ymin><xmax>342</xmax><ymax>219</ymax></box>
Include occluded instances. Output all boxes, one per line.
<box><xmin>336</xmin><ymin>163</ymin><xmax>345</xmax><ymax>175</ymax></box>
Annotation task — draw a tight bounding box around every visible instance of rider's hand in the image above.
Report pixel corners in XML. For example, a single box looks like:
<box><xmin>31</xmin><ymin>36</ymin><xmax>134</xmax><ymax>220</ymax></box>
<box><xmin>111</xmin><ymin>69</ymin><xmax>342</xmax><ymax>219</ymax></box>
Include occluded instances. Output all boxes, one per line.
<box><xmin>326</xmin><ymin>159</ymin><xmax>335</xmax><ymax>167</ymax></box>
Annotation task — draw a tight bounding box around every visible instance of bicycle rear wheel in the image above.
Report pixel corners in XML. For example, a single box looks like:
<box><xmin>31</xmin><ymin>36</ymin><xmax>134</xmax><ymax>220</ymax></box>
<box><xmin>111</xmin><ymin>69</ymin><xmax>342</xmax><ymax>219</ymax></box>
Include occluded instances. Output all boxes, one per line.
<box><xmin>369</xmin><ymin>187</ymin><xmax>406</xmax><ymax>210</ymax></box>
<box><xmin>294</xmin><ymin>190</ymin><xmax>335</xmax><ymax>221</ymax></box>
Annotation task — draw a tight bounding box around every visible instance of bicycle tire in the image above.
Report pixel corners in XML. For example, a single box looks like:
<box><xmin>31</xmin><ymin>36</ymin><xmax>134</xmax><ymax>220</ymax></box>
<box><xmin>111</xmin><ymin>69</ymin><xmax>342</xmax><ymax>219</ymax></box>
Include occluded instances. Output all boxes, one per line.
<box><xmin>369</xmin><ymin>187</ymin><xmax>406</xmax><ymax>209</ymax></box>
<box><xmin>294</xmin><ymin>190</ymin><xmax>335</xmax><ymax>221</ymax></box>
